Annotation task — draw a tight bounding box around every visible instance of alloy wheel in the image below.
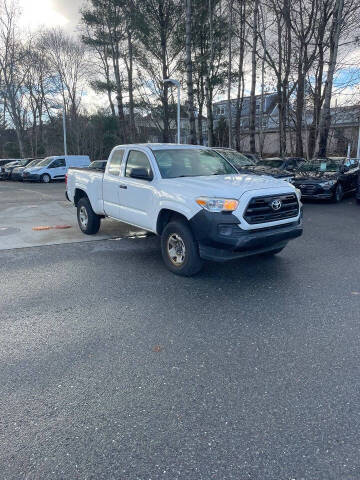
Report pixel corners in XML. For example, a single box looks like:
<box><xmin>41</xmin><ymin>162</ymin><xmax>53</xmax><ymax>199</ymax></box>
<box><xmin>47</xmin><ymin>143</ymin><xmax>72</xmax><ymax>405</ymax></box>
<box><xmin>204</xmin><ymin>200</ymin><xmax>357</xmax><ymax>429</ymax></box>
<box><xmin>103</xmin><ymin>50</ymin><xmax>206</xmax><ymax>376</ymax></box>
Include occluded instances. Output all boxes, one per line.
<box><xmin>167</xmin><ymin>233</ymin><xmax>186</xmax><ymax>266</ymax></box>
<box><xmin>79</xmin><ymin>206</ymin><xmax>88</xmax><ymax>229</ymax></box>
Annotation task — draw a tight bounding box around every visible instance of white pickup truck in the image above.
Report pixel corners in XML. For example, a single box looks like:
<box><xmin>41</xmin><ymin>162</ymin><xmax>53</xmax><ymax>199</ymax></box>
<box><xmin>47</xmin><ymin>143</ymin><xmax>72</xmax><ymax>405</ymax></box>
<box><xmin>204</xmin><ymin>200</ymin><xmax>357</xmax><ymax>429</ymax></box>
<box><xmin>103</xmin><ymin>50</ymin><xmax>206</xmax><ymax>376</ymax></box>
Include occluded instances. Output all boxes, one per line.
<box><xmin>66</xmin><ymin>144</ymin><xmax>303</xmax><ymax>276</ymax></box>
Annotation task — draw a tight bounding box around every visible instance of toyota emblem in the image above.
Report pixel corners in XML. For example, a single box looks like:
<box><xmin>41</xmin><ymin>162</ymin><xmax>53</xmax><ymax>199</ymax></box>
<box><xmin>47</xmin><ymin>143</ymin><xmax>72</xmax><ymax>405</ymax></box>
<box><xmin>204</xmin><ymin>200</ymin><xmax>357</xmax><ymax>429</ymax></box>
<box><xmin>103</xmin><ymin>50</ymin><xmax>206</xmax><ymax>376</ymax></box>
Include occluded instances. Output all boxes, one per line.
<box><xmin>271</xmin><ymin>199</ymin><xmax>282</xmax><ymax>211</ymax></box>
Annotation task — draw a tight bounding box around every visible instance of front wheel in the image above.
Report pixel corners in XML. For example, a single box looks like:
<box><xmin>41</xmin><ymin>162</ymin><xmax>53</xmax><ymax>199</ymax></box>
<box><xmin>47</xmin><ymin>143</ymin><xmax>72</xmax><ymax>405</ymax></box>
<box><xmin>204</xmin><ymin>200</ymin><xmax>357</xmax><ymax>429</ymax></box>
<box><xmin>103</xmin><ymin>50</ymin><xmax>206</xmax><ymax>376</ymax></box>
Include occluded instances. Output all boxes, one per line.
<box><xmin>77</xmin><ymin>197</ymin><xmax>101</xmax><ymax>235</ymax></box>
<box><xmin>40</xmin><ymin>173</ymin><xmax>51</xmax><ymax>183</ymax></box>
<box><xmin>332</xmin><ymin>183</ymin><xmax>343</xmax><ymax>203</ymax></box>
<box><xmin>161</xmin><ymin>220</ymin><xmax>203</xmax><ymax>276</ymax></box>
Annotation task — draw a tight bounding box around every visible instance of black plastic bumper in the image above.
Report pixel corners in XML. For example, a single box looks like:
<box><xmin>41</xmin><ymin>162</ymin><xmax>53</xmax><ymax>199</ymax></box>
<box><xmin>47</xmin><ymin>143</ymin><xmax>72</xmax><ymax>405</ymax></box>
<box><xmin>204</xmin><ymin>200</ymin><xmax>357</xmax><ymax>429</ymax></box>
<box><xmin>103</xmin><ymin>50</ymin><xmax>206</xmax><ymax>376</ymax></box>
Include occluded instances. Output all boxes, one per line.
<box><xmin>301</xmin><ymin>193</ymin><xmax>333</xmax><ymax>200</ymax></box>
<box><xmin>10</xmin><ymin>173</ymin><xmax>23</xmax><ymax>181</ymax></box>
<box><xmin>23</xmin><ymin>173</ymin><xmax>40</xmax><ymax>181</ymax></box>
<box><xmin>190</xmin><ymin>210</ymin><xmax>303</xmax><ymax>262</ymax></box>
<box><xmin>293</xmin><ymin>184</ymin><xmax>334</xmax><ymax>200</ymax></box>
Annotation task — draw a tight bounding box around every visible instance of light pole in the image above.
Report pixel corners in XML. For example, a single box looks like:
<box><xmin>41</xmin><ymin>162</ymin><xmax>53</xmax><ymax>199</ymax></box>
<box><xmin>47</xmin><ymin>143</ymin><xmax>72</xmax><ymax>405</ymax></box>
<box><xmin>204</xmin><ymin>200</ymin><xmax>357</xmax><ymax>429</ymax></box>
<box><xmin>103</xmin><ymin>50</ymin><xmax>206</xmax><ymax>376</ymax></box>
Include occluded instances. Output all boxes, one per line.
<box><xmin>163</xmin><ymin>78</ymin><xmax>181</xmax><ymax>143</ymax></box>
<box><xmin>52</xmin><ymin>104</ymin><xmax>67</xmax><ymax>155</ymax></box>
<box><xmin>62</xmin><ymin>106</ymin><xmax>67</xmax><ymax>156</ymax></box>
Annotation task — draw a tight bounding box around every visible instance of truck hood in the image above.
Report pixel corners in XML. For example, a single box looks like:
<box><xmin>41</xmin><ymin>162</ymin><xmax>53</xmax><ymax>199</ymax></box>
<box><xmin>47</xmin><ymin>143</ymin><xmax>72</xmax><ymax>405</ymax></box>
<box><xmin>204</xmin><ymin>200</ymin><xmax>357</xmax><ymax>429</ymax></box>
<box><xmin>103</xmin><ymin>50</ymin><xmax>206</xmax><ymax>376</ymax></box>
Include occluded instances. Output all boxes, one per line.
<box><xmin>161</xmin><ymin>174</ymin><xmax>295</xmax><ymax>198</ymax></box>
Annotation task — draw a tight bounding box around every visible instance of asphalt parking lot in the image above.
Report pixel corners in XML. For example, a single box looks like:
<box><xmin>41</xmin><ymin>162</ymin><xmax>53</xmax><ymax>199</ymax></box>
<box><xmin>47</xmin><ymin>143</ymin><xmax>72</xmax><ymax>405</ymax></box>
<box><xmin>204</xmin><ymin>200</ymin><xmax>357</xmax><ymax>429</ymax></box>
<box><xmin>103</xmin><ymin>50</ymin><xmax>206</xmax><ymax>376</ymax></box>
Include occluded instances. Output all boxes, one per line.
<box><xmin>1</xmin><ymin>182</ymin><xmax>360</xmax><ymax>479</ymax></box>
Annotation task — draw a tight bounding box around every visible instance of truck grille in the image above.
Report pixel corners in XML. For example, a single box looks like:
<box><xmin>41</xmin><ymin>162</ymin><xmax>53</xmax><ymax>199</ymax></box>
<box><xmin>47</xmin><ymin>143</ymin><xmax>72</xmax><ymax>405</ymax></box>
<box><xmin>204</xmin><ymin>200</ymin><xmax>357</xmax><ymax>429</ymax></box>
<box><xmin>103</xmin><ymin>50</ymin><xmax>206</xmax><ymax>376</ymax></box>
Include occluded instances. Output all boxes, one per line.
<box><xmin>244</xmin><ymin>194</ymin><xmax>299</xmax><ymax>224</ymax></box>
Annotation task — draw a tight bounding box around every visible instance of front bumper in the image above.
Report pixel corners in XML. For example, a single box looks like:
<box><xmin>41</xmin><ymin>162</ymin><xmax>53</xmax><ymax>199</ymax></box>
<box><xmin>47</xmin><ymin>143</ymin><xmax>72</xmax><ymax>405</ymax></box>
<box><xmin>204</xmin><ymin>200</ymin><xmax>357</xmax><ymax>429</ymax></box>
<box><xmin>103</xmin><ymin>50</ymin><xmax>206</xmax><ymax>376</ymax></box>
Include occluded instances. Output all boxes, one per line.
<box><xmin>11</xmin><ymin>172</ymin><xmax>23</xmax><ymax>181</ymax></box>
<box><xmin>0</xmin><ymin>171</ymin><xmax>11</xmax><ymax>179</ymax></box>
<box><xmin>293</xmin><ymin>183</ymin><xmax>335</xmax><ymax>199</ymax></box>
<box><xmin>190</xmin><ymin>210</ymin><xmax>303</xmax><ymax>262</ymax></box>
<box><xmin>23</xmin><ymin>173</ymin><xmax>41</xmax><ymax>181</ymax></box>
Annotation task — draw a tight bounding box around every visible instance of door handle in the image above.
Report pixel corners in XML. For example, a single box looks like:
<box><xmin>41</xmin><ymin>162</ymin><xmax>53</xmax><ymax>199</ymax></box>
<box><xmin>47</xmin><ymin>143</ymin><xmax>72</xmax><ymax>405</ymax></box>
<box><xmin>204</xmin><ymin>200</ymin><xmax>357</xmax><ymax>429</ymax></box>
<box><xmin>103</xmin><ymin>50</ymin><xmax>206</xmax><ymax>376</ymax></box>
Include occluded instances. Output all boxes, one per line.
<box><xmin>118</xmin><ymin>184</ymin><xmax>127</xmax><ymax>189</ymax></box>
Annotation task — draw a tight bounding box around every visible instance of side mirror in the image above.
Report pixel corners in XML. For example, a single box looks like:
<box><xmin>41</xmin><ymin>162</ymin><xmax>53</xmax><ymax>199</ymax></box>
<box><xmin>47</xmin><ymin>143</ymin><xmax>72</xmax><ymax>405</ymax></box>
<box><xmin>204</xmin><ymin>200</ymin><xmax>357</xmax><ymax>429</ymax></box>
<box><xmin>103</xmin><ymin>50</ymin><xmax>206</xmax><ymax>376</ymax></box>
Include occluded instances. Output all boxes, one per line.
<box><xmin>129</xmin><ymin>167</ymin><xmax>153</xmax><ymax>181</ymax></box>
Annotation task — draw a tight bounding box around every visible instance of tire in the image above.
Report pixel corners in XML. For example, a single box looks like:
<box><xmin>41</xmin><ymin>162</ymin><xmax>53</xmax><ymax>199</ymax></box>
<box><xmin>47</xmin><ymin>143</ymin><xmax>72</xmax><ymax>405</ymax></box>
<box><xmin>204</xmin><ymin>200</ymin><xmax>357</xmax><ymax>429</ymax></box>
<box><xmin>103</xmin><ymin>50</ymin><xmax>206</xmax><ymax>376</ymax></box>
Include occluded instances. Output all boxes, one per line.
<box><xmin>77</xmin><ymin>197</ymin><xmax>101</xmax><ymax>235</ymax></box>
<box><xmin>261</xmin><ymin>247</ymin><xmax>285</xmax><ymax>256</ymax></box>
<box><xmin>332</xmin><ymin>183</ymin><xmax>343</xmax><ymax>203</ymax></box>
<box><xmin>161</xmin><ymin>219</ymin><xmax>203</xmax><ymax>276</ymax></box>
<box><xmin>40</xmin><ymin>173</ymin><xmax>51</xmax><ymax>184</ymax></box>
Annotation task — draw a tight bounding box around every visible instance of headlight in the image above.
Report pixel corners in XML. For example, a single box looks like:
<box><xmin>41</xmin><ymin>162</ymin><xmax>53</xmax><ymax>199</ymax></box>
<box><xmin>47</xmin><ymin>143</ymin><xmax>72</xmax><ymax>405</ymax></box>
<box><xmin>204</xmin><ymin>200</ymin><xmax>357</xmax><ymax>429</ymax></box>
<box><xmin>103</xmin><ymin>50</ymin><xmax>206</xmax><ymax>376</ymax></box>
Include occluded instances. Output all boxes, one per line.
<box><xmin>196</xmin><ymin>197</ymin><xmax>239</xmax><ymax>212</ymax></box>
<box><xmin>319</xmin><ymin>180</ymin><xmax>336</xmax><ymax>189</ymax></box>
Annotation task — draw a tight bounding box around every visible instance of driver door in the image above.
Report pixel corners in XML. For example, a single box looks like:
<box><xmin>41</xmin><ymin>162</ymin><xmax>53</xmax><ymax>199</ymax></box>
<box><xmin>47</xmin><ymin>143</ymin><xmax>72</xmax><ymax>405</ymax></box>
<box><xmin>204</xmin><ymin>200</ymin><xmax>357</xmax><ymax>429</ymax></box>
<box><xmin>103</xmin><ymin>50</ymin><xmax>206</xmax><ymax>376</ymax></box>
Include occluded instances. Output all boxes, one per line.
<box><xmin>115</xmin><ymin>149</ymin><xmax>156</xmax><ymax>230</ymax></box>
<box><xmin>344</xmin><ymin>159</ymin><xmax>359</xmax><ymax>192</ymax></box>
<box><xmin>48</xmin><ymin>158</ymin><xmax>66</xmax><ymax>179</ymax></box>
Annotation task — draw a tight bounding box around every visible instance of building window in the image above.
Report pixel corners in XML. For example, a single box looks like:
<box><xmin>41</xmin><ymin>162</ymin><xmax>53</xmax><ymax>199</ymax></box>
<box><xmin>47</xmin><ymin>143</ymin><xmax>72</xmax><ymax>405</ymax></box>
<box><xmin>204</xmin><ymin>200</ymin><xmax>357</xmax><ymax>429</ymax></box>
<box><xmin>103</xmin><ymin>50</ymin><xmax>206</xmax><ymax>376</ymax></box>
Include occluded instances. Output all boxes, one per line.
<box><xmin>218</xmin><ymin>105</ymin><xmax>226</xmax><ymax>116</ymax></box>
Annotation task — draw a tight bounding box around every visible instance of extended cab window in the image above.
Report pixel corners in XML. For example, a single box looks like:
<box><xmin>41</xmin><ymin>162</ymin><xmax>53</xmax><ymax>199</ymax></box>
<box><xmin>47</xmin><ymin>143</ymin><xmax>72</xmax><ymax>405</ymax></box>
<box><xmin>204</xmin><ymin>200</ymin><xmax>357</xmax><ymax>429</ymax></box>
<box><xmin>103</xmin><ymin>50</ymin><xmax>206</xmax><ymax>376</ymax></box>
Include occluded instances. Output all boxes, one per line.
<box><xmin>125</xmin><ymin>151</ymin><xmax>153</xmax><ymax>178</ymax></box>
<box><xmin>108</xmin><ymin>150</ymin><xmax>124</xmax><ymax>176</ymax></box>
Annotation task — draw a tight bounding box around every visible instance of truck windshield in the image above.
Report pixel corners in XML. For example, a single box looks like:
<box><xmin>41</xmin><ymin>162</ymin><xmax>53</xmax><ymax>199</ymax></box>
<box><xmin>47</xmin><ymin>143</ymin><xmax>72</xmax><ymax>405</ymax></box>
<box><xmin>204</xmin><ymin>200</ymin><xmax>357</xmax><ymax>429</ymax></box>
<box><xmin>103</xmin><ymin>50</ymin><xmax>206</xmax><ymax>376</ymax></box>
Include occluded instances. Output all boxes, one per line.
<box><xmin>215</xmin><ymin>150</ymin><xmax>255</xmax><ymax>167</ymax></box>
<box><xmin>153</xmin><ymin>149</ymin><xmax>237</xmax><ymax>178</ymax></box>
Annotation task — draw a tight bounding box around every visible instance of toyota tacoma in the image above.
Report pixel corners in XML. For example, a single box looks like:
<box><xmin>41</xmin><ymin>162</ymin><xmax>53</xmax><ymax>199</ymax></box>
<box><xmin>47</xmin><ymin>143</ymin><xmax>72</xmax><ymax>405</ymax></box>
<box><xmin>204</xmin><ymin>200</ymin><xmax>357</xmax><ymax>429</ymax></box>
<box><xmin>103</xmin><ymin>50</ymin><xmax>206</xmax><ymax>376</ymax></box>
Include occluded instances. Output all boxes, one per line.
<box><xmin>66</xmin><ymin>144</ymin><xmax>303</xmax><ymax>276</ymax></box>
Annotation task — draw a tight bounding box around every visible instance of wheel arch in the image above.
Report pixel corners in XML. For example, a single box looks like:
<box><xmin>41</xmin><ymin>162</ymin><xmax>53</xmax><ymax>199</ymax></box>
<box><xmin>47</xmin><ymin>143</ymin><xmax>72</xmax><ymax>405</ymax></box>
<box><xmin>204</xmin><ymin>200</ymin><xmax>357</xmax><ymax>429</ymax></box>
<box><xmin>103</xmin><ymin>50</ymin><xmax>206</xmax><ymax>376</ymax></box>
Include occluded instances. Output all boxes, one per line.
<box><xmin>156</xmin><ymin>208</ymin><xmax>191</xmax><ymax>235</ymax></box>
<box><xmin>74</xmin><ymin>188</ymin><xmax>89</xmax><ymax>207</ymax></box>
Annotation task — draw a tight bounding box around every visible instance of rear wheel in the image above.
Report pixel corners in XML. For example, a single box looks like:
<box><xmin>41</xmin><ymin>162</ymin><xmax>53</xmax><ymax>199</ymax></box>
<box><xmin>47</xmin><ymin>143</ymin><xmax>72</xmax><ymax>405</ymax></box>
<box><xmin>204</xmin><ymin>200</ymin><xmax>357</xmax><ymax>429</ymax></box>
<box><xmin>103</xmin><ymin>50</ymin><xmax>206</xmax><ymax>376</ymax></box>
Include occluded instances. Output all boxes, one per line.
<box><xmin>40</xmin><ymin>173</ymin><xmax>51</xmax><ymax>184</ymax></box>
<box><xmin>77</xmin><ymin>197</ymin><xmax>101</xmax><ymax>235</ymax></box>
<box><xmin>161</xmin><ymin>220</ymin><xmax>203</xmax><ymax>276</ymax></box>
<box><xmin>332</xmin><ymin>183</ymin><xmax>343</xmax><ymax>203</ymax></box>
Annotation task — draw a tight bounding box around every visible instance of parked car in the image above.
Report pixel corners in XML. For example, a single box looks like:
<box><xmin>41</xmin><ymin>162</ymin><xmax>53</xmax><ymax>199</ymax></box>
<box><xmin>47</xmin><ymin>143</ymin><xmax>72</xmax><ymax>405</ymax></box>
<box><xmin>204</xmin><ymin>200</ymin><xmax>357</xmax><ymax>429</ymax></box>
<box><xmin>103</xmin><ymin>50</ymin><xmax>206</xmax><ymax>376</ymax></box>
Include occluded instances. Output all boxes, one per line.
<box><xmin>0</xmin><ymin>158</ymin><xmax>34</xmax><ymax>180</ymax></box>
<box><xmin>66</xmin><ymin>144</ymin><xmax>303</xmax><ymax>276</ymax></box>
<box><xmin>215</xmin><ymin>149</ymin><xmax>294</xmax><ymax>181</ymax></box>
<box><xmin>257</xmin><ymin>157</ymin><xmax>304</xmax><ymax>171</ymax></box>
<box><xmin>11</xmin><ymin>158</ymin><xmax>43</xmax><ymax>181</ymax></box>
<box><xmin>0</xmin><ymin>159</ymin><xmax>17</xmax><ymax>179</ymax></box>
<box><xmin>88</xmin><ymin>160</ymin><xmax>107</xmax><ymax>171</ymax></box>
<box><xmin>243</xmin><ymin>152</ymin><xmax>260</xmax><ymax>162</ymax></box>
<box><xmin>0</xmin><ymin>159</ymin><xmax>18</xmax><ymax>167</ymax></box>
<box><xmin>213</xmin><ymin>148</ymin><xmax>257</xmax><ymax>168</ymax></box>
<box><xmin>291</xmin><ymin>157</ymin><xmax>359</xmax><ymax>202</ymax></box>
<box><xmin>356</xmin><ymin>171</ymin><xmax>360</xmax><ymax>204</ymax></box>
<box><xmin>23</xmin><ymin>155</ymin><xmax>90</xmax><ymax>183</ymax></box>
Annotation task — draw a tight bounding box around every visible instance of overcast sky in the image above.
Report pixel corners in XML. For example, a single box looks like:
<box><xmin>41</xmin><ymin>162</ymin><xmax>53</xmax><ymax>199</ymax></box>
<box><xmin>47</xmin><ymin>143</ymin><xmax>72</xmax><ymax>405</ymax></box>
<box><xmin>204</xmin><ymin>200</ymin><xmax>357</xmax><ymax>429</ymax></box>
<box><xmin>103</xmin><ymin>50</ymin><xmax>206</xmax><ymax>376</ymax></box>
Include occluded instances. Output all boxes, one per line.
<box><xmin>19</xmin><ymin>0</ymin><xmax>82</xmax><ymax>32</ymax></box>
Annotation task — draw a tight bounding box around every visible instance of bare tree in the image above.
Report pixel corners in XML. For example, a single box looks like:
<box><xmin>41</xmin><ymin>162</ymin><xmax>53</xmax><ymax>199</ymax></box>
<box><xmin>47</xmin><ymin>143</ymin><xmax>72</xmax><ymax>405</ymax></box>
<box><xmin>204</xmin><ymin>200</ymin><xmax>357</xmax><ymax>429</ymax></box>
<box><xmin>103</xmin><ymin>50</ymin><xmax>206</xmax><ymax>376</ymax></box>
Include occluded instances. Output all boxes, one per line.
<box><xmin>0</xmin><ymin>0</ymin><xmax>29</xmax><ymax>156</ymax></box>
<box><xmin>227</xmin><ymin>0</ymin><xmax>234</xmax><ymax>148</ymax></box>
<box><xmin>41</xmin><ymin>29</ymin><xmax>88</xmax><ymax>153</ymax></box>
<box><xmin>249</xmin><ymin>0</ymin><xmax>259</xmax><ymax>154</ymax></box>
<box><xmin>186</xmin><ymin>0</ymin><xmax>197</xmax><ymax>144</ymax></box>
<box><xmin>316</xmin><ymin>0</ymin><xmax>345</xmax><ymax>156</ymax></box>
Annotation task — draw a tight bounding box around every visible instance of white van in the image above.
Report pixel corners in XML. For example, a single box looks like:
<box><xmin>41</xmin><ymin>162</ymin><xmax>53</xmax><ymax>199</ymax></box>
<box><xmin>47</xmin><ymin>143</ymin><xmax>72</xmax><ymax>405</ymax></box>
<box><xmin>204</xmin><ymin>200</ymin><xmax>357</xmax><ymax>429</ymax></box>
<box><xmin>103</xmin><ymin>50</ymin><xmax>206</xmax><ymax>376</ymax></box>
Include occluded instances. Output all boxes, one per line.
<box><xmin>23</xmin><ymin>155</ymin><xmax>90</xmax><ymax>183</ymax></box>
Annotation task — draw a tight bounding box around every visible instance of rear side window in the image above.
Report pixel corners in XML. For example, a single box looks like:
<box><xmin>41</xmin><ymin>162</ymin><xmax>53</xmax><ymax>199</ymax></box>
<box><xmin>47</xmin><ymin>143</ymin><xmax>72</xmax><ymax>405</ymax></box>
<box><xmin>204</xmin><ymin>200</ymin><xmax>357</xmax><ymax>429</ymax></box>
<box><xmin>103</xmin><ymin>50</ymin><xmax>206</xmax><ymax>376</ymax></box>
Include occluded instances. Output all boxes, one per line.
<box><xmin>108</xmin><ymin>150</ymin><xmax>124</xmax><ymax>176</ymax></box>
<box><xmin>125</xmin><ymin>151</ymin><xmax>153</xmax><ymax>178</ymax></box>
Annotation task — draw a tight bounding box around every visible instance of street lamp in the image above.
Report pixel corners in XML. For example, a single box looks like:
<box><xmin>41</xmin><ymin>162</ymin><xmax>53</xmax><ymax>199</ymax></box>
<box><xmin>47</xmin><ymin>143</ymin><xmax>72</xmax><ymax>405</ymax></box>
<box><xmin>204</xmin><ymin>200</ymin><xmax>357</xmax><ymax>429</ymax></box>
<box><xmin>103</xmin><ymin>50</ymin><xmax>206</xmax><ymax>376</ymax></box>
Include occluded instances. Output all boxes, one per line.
<box><xmin>52</xmin><ymin>104</ymin><xmax>68</xmax><ymax>156</ymax></box>
<box><xmin>163</xmin><ymin>78</ymin><xmax>181</xmax><ymax>144</ymax></box>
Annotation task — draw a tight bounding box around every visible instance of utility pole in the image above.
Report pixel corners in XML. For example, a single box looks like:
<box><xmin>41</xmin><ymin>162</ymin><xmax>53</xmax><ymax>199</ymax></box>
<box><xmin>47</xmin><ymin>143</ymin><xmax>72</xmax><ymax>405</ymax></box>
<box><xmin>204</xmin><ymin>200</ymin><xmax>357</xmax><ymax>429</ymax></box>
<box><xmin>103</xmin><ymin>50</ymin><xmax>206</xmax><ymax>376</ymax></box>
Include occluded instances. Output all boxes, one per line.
<box><xmin>185</xmin><ymin>0</ymin><xmax>197</xmax><ymax>144</ymax></box>
<box><xmin>63</xmin><ymin>106</ymin><xmax>68</xmax><ymax>156</ymax></box>
<box><xmin>163</xmin><ymin>79</ymin><xmax>181</xmax><ymax>143</ymax></box>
